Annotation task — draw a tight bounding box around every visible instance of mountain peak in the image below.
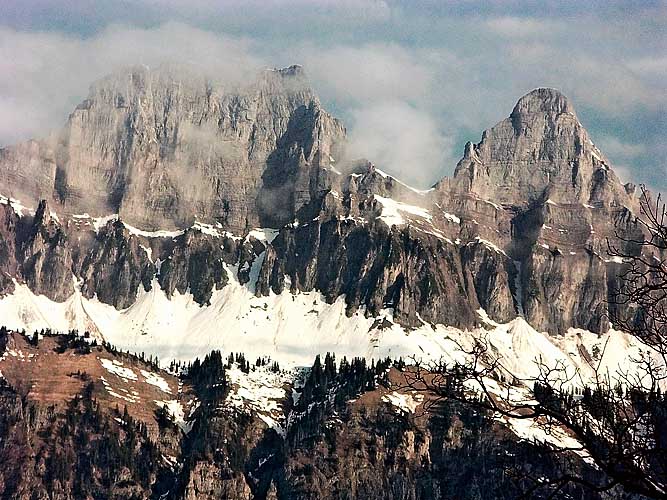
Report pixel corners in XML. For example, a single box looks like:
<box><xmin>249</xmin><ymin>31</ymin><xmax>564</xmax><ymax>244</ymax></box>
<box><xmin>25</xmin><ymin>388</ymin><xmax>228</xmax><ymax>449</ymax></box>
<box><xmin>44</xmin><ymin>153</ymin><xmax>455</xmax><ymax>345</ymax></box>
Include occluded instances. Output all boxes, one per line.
<box><xmin>451</xmin><ymin>87</ymin><xmax>632</xmax><ymax>209</ymax></box>
<box><xmin>272</xmin><ymin>64</ymin><xmax>305</xmax><ymax>78</ymax></box>
<box><xmin>0</xmin><ymin>63</ymin><xmax>343</xmax><ymax>232</ymax></box>
<box><xmin>511</xmin><ymin>87</ymin><xmax>575</xmax><ymax>117</ymax></box>
<box><xmin>88</xmin><ymin>63</ymin><xmax>311</xmax><ymax>100</ymax></box>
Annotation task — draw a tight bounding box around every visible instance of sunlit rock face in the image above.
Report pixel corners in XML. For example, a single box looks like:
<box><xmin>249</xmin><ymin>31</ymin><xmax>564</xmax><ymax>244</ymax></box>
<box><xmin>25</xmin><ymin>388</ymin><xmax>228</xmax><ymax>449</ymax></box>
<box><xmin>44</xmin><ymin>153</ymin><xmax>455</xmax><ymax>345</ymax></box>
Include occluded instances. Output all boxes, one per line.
<box><xmin>0</xmin><ymin>69</ymin><xmax>659</xmax><ymax>340</ymax></box>
<box><xmin>450</xmin><ymin>88</ymin><xmax>632</xmax><ymax>210</ymax></box>
<box><xmin>0</xmin><ymin>64</ymin><xmax>346</xmax><ymax>232</ymax></box>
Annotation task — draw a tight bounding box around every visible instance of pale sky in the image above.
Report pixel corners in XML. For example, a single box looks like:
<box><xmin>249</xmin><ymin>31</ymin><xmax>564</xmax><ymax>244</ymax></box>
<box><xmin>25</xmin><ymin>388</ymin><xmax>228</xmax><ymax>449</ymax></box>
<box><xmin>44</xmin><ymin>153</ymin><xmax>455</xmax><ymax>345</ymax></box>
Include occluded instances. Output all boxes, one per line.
<box><xmin>1</xmin><ymin>0</ymin><xmax>665</xmax><ymax>190</ymax></box>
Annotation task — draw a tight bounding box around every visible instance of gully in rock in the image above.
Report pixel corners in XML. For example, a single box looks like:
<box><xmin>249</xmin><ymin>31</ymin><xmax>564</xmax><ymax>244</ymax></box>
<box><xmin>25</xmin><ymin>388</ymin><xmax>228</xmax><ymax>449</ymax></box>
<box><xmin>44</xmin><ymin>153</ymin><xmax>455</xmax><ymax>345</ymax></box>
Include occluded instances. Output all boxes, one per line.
<box><xmin>0</xmin><ymin>5</ymin><xmax>663</xmax><ymax>497</ymax></box>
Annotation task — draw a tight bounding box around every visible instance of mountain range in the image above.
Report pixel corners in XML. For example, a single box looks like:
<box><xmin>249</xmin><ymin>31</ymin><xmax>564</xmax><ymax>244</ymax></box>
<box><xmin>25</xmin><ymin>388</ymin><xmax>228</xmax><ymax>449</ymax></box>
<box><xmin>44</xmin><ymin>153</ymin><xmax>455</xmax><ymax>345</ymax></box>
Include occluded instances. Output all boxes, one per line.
<box><xmin>0</xmin><ymin>64</ymin><xmax>662</xmax><ymax>498</ymax></box>
<box><xmin>0</xmin><ymin>65</ymin><xmax>653</xmax><ymax>357</ymax></box>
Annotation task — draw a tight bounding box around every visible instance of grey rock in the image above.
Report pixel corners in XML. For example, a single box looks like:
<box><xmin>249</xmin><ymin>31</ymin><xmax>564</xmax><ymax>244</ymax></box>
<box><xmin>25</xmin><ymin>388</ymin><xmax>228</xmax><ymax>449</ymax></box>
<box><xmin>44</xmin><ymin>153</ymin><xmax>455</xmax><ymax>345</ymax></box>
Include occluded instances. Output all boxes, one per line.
<box><xmin>76</xmin><ymin>219</ymin><xmax>154</xmax><ymax>309</ymax></box>
<box><xmin>0</xmin><ymin>202</ymin><xmax>20</xmax><ymax>296</ymax></box>
<box><xmin>0</xmin><ymin>65</ymin><xmax>345</xmax><ymax>233</ymax></box>
<box><xmin>256</xmin><ymin>212</ymin><xmax>478</xmax><ymax>330</ymax></box>
<box><xmin>157</xmin><ymin>229</ymin><xmax>238</xmax><ymax>305</ymax></box>
<box><xmin>449</xmin><ymin>88</ymin><xmax>632</xmax><ymax>210</ymax></box>
<box><xmin>0</xmin><ymin>74</ymin><xmax>659</xmax><ymax>338</ymax></box>
<box><xmin>461</xmin><ymin>240</ymin><xmax>516</xmax><ymax>324</ymax></box>
<box><xmin>20</xmin><ymin>201</ymin><xmax>73</xmax><ymax>302</ymax></box>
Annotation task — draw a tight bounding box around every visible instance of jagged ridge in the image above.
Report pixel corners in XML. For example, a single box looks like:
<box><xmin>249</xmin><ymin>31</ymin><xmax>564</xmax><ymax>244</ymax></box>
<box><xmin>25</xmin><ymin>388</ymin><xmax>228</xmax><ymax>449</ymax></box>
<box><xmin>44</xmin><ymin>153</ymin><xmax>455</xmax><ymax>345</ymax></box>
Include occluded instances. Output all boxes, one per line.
<box><xmin>0</xmin><ymin>70</ymin><xmax>660</xmax><ymax>353</ymax></box>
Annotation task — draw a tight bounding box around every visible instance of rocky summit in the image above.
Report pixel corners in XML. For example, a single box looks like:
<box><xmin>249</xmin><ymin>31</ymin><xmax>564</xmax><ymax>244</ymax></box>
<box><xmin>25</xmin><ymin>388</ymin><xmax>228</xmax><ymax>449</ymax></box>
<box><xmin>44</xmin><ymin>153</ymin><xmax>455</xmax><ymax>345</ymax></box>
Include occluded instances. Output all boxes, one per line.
<box><xmin>0</xmin><ymin>65</ymin><xmax>345</xmax><ymax>232</ymax></box>
<box><xmin>0</xmin><ymin>67</ymin><xmax>654</xmax><ymax>347</ymax></box>
<box><xmin>0</xmin><ymin>65</ymin><xmax>662</xmax><ymax>500</ymax></box>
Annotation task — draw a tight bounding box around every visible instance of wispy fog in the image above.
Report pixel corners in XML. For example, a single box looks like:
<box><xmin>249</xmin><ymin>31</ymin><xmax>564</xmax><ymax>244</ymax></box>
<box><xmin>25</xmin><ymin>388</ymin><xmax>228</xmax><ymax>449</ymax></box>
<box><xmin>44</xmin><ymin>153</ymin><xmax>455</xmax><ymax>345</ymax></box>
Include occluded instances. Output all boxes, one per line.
<box><xmin>1</xmin><ymin>1</ymin><xmax>664</xmax><ymax>190</ymax></box>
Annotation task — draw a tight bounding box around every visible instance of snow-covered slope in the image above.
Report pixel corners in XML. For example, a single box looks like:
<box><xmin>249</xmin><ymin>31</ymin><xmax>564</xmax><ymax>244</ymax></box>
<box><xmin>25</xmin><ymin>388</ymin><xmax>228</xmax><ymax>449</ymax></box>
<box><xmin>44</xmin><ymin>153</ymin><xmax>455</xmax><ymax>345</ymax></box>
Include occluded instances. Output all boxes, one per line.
<box><xmin>0</xmin><ymin>263</ymin><xmax>657</xmax><ymax>391</ymax></box>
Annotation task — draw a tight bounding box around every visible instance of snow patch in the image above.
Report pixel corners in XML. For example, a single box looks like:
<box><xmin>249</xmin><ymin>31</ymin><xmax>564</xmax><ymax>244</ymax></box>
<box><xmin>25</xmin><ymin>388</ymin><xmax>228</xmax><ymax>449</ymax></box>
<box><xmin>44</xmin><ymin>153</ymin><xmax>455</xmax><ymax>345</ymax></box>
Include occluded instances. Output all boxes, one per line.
<box><xmin>140</xmin><ymin>245</ymin><xmax>153</xmax><ymax>263</ymax></box>
<box><xmin>374</xmin><ymin>195</ymin><xmax>432</xmax><ymax>227</ymax></box>
<box><xmin>471</xmin><ymin>237</ymin><xmax>507</xmax><ymax>256</ymax></box>
<box><xmin>155</xmin><ymin>399</ymin><xmax>190</xmax><ymax>432</ymax></box>
<box><xmin>124</xmin><ymin>222</ymin><xmax>184</xmax><ymax>239</ymax></box>
<box><xmin>141</xmin><ymin>369</ymin><xmax>172</xmax><ymax>394</ymax></box>
<box><xmin>443</xmin><ymin>212</ymin><xmax>460</xmax><ymax>224</ymax></box>
<box><xmin>247</xmin><ymin>228</ymin><xmax>279</xmax><ymax>243</ymax></box>
<box><xmin>373</xmin><ymin>168</ymin><xmax>434</xmax><ymax>195</ymax></box>
<box><xmin>100</xmin><ymin>375</ymin><xmax>140</xmax><ymax>403</ymax></box>
<box><xmin>100</xmin><ymin>358</ymin><xmax>138</xmax><ymax>381</ymax></box>
<box><xmin>501</xmin><ymin>414</ymin><xmax>593</xmax><ymax>464</ymax></box>
<box><xmin>604</xmin><ymin>256</ymin><xmax>625</xmax><ymax>264</ymax></box>
<box><xmin>0</xmin><ymin>195</ymin><xmax>33</xmax><ymax>216</ymax></box>
<box><xmin>225</xmin><ymin>364</ymin><xmax>294</xmax><ymax>435</ymax></box>
<box><xmin>382</xmin><ymin>391</ymin><xmax>424</xmax><ymax>414</ymax></box>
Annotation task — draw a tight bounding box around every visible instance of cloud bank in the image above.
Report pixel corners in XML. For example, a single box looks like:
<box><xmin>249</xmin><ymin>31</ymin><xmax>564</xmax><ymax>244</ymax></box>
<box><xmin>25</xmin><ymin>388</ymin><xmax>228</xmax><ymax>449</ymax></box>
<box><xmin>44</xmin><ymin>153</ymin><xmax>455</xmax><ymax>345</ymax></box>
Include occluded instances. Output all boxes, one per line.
<box><xmin>0</xmin><ymin>1</ymin><xmax>664</xmax><ymax>191</ymax></box>
<box><xmin>0</xmin><ymin>23</ymin><xmax>264</xmax><ymax>145</ymax></box>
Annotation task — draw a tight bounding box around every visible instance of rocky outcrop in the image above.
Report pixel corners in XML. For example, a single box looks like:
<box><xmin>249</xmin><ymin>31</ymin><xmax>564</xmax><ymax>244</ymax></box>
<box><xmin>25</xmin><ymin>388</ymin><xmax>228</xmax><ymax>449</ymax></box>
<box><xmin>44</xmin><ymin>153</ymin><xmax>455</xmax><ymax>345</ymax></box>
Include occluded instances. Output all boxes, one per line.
<box><xmin>0</xmin><ymin>65</ymin><xmax>346</xmax><ymax>233</ymax></box>
<box><xmin>157</xmin><ymin>229</ymin><xmax>239</xmax><ymax>305</ymax></box>
<box><xmin>77</xmin><ymin>219</ymin><xmax>154</xmax><ymax>309</ymax></box>
<box><xmin>431</xmin><ymin>88</ymin><xmax>653</xmax><ymax>334</ymax></box>
<box><xmin>20</xmin><ymin>201</ymin><xmax>73</xmax><ymax>301</ymax></box>
<box><xmin>0</xmin><ymin>202</ymin><xmax>20</xmax><ymax>295</ymax></box>
<box><xmin>449</xmin><ymin>88</ymin><xmax>632</xmax><ymax>210</ymax></box>
<box><xmin>257</xmin><ymin>216</ymin><xmax>478</xmax><ymax>329</ymax></box>
<box><xmin>461</xmin><ymin>240</ymin><xmax>516</xmax><ymax>323</ymax></box>
<box><xmin>0</xmin><ymin>71</ymin><xmax>659</xmax><ymax>337</ymax></box>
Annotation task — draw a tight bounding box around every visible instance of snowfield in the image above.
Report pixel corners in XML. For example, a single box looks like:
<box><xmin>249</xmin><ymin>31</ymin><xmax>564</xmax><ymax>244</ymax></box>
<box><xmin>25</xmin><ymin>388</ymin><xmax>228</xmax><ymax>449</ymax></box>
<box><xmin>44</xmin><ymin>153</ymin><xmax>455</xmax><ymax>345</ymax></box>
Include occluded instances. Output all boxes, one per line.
<box><xmin>141</xmin><ymin>369</ymin><xmax>173</xmax><ymax>394</ymax></box>
<box><xmin>375</xmin><ymin>195</ymin><xmax>432</xmax><ymax>226</ymax></box>
<box><xmin>0</xmin><ymin>255</ymin><xmax>662</xmax><ymax>454</ymax></box>
<box><xmin>100</xmin><ymin>358</ymin><xmax>138</xmax><ymax>381</ymax></box>
<box><xmin>224</xmin><ymin>364</ymin><xmax>295</xmax><ymax>435</ymax></box>
<box><xmin>382</xmin><ymin>391</ymin><xmax>424</xmax><ymax>414</ymax></box>
<box><xmin>0</xmin><ymin>264</ymin><xmax>660</xmax><ymax>392</ymax></box>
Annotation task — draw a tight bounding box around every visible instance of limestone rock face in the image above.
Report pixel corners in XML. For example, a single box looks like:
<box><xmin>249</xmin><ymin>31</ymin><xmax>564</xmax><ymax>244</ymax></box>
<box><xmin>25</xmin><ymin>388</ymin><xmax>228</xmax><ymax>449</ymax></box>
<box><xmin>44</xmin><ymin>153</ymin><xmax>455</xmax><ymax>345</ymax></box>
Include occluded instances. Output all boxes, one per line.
<box><xmin>460</xmin><ymin>241</ymin><xmax>516</xmax><ymax>324</ymax></box>
<box><xmin>0</xmin><ymin>65</ymin><xmax>346</xmax><ymax>232</ymax></box>
<box><xmin>76</xmin><ymin>219</ymin><xmax>154</xmax><ymax>309</ymax></box>
<box><xmin>257</xmin><ymin>215</ymin><xmax>478</xmax><ymax>329</ymax></box>
<box><xmin>451</xmin><ymin>88</ymin><xmax>631</xmax><ymax>210</ymax></box>
<box><xmin>0</xmin><ymin>72</ymin><xmax>659</xmax><ymax>338</ymax></box>
<box><xmin>430</xmin><ymin>88</ymin><xmax>654</xmax><ymax>334</ymax></box>
<box><xmin>180</xmin><ymin>462</ymin><xmax>252</xmax><ymax>500</ymax></box>
<box><xmin>157</xmin><ymin>229</ymin><xmax>239</xmax><ymax>305</ymax></box>
<box><xmin>0</xmin><ymin>203</ymin><xmax>20</xmax><ymax>296</ymax></box>
<box><xmin>20</xmin><ymin>201</ymin><xmax>73</xmax><ymax>302</ymax></box>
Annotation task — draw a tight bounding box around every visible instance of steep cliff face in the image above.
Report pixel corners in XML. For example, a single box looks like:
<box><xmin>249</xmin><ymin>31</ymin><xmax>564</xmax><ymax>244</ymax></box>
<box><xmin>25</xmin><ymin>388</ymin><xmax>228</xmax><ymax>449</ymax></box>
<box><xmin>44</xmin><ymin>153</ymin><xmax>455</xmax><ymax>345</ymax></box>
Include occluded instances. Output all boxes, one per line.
<box><xmin>76</xmin><ymin>219</ymin><xmax>155</xmax><ymax>309</ymax></box>
<box><xmin>258</xmin><ymin>216</ymin><xmax>478</xmax><ymax>329</ymax></box>
<box><xmin>20</xmin><ymin>201</ymin><xmax>74</xmax><ymax>302</ymax></box>
<box><xmin>450</xmin><ymin>88</ymin><xmax>632</xmax><ymax>209</ymax></box>
<box><xmin>0</xmin><ymin>65</ymin><xmax>346</xmax><ymax>232</ymax></box>
<box><xmin>432</xmin><ymin>88</ymin><xmax>651</xmax><ymax>334</ymax></box>
<box><xmin>0</xmin><ymin>202</ymin><xmax>20</xmax><ymax>295</ymax></box>
<box><xmin>0</xmin><ymin>71</ymin><xmax>658</xmax><ymax>342</ymax></box>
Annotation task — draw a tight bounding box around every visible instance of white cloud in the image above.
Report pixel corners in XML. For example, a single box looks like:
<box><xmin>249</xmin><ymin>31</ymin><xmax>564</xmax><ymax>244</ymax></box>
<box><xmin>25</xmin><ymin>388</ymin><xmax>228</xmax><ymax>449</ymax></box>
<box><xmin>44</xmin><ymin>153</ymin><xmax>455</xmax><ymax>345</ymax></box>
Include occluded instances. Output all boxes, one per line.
<box><xmin>595</xmin><ymin>136</ymin><xmax>646</xmax><ymax>160</ymax></box>
<box><xmin>499</xmin><ymin>42</ymin><xmax>664</xmax><ymax>117</ymax></box>
<box><xmin>0</xmin><ymin>23</ymin><xmax>265</xmax><ymax>146</ymax></box>
<box><xmin>0</xmin><ymin>9</ymin><xmax>663</xmax><ymax>191</ymax></box>
<box><xmin>345</xmin><ymin>100</ymin><xmax>454</xmax><ymax>188</ymax></box>
<box><xmin>300</xmin><ymin>43</ymin><xmax>437</xmax><ymax>106</ymax></box>
<box><xmin>627</xmin><ymin>56</ymin><xmax>667</xmax><ymax>87</ymax></box>
<box><xmin>485</xmin><ymin>17</ymin><xmax>560</xmax><ymax>37</ymax></box>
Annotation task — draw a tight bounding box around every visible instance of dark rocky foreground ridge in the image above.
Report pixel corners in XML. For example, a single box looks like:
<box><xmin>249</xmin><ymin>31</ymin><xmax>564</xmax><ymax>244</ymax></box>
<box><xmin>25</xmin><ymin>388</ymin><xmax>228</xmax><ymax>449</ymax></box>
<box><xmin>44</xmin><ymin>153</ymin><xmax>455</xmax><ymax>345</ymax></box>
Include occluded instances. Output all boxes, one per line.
<box><xmin>0</xmin><ymin>65</ymin><xmax>659</xmax><ymax>337</ymax></box>
<box><xmin>0</xmin><ymin>329</ymin><xmax>624</xmax><ymax>500</ymax></box>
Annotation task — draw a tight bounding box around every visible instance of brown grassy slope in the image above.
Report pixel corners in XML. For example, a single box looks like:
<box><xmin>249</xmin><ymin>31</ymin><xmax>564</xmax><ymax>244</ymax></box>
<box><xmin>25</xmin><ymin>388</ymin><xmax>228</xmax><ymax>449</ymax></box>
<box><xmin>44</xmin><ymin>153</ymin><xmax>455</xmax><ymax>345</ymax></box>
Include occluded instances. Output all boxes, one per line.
<box><xmin>0</xmin><ymin>331</ymin><xmax>194</xmax><ymax>435</ymax></box>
